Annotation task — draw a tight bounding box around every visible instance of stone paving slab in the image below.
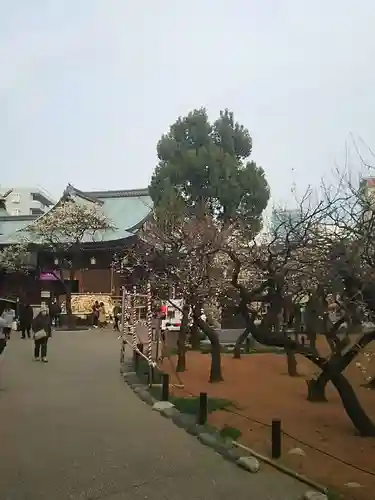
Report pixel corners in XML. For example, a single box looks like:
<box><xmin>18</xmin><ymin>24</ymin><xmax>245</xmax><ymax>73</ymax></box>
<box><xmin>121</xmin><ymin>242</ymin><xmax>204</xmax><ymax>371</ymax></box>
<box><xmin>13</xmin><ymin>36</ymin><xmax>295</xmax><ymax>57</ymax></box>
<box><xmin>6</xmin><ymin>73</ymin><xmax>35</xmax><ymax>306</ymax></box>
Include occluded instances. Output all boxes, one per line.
<box><xmin>0</xmin><ymin>330</ymin><xmax>306</xmax><ymax>500</ymax></box>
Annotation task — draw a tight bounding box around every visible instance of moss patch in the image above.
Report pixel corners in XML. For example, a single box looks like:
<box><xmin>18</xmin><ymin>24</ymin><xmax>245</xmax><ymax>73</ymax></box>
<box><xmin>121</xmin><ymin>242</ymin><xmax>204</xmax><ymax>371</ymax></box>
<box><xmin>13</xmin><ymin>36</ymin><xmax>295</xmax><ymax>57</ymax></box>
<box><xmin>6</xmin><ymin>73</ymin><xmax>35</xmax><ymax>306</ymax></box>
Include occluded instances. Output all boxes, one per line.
<box><xmin>219</xmin><ymin>425</ymin><xmax>242</xmax><ymax>441</ymax></box>
<box><xmin>148</xmin><ymin>388</ymin><xmax>234</xmax><ymax>416</ymax></box>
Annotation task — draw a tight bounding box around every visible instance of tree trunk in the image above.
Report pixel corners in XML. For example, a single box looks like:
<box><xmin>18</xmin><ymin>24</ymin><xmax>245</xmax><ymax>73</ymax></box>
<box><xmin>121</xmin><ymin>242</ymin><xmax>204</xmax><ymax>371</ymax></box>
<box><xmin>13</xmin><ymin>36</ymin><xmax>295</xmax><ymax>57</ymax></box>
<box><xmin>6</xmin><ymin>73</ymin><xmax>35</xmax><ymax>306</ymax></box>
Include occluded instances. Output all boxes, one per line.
<box><xmin>309</xmin><ymin>332</ymin><xmax>317</xmax><ymax>353</ymax></box>
<box><xmin>306</xmin><ymin>375</ymin><xmax>328</xmax><ymax>402</ymax></box>
<box><xmin>305</xmin><ymin>349</ymin><xmax>375</xmax><ymax>435</ymax></box>
<box><xmin>209</xmin><ymin>339</ymin><xmax>223</xmax><ymax>383</ymax></box>
<box><xmin>194</xmin><ymin>316</ymin><xmax>223</xmax><ymax>382</ymax></box>
<box><xmin>233</xmin><ymin>327</ymin><xmax>251</xmax><ymax>359</ymax></box>
<box><xmin>176</xmin><ymin>305</ymin><xmax>190</xmax><ymax>372</ymax></box>
<box><xmin>50</xmin><ymin>266</ymin><xmax>78</xmax><ymax>330</ymax></box>
<box><xmin>286</xmin><ymin>349</ymin><xmax>298</xmax><ymax>376</ymax></box>
<box><xmin>246</xmin><ymin>315</ymin><xmax>375</xmax><ymax>435</ymax></box>
<box><xmin>329</xmin><ymin>370</ymin><xmax>375</xmax><ymax>436</ymax></box>
<box><xmin>189</xmin><ymin>320</ymin><xmax>201</xmax><ymax>350</ymax></box>
<box><xmin>65</xmin><ymin>270</ymin><xmax>75</xmax><ymax>329</ymax></box>
<box><xmin>307</xmin><ymin>329</ymin><xmax>375</xmax><ymax>402</ymax></box>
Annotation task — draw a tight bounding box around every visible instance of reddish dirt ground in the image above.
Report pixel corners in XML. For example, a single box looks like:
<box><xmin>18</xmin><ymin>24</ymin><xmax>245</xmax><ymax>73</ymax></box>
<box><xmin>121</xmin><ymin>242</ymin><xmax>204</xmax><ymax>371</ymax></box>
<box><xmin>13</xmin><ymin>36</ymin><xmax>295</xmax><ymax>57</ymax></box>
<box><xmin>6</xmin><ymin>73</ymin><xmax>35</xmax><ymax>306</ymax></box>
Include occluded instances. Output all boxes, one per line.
<box><xmin>160</xmin><ymin>342</ymin><xmax>375</xmax><ymax>500</ymax></box>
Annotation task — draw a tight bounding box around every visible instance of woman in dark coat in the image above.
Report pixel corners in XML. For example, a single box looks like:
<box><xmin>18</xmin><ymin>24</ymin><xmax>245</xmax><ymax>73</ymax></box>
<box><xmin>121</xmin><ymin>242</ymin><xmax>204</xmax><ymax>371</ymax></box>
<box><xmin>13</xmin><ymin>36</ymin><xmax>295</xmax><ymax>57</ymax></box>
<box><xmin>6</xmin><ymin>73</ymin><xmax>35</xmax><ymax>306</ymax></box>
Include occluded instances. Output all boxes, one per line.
<box><xmin>32</xmin><ymin>308</ymin><xmax>52</xmax><ymax>363</ymax></box>
<box><xmin>0</xmin><ymin>317</ymin><xmax>7</xmax><ymax>355</ymax></box>
<box><xmin>19</xmin><ymin>303</ymin><xmax>34</xmax><ymax>339</ymax></box>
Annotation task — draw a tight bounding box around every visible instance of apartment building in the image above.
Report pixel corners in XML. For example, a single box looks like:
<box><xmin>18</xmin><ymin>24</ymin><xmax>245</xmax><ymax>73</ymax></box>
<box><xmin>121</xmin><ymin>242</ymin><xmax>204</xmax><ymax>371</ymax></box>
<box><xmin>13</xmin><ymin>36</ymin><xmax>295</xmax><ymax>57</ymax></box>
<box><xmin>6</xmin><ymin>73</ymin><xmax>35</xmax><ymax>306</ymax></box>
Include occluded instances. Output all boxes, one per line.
<box><xmin>270</xmin><ymin>208</ymin><xmax>301</xmax><ymax>239</ymax></box>
<box><xmin>0</xmin><ymin>187</ymin><xmax>55</xmax><ymax>216</ymax></box>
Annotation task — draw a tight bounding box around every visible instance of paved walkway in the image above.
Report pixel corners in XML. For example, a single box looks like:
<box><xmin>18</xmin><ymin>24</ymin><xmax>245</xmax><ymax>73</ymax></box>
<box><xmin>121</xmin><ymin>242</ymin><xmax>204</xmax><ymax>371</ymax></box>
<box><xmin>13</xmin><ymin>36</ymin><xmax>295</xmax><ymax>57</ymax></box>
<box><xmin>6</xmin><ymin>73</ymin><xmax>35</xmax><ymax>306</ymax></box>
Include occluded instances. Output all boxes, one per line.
<box><xmin>0</xmin><ymin>330</ymin><xmax>306</xmax><ymax>500</ymax></box>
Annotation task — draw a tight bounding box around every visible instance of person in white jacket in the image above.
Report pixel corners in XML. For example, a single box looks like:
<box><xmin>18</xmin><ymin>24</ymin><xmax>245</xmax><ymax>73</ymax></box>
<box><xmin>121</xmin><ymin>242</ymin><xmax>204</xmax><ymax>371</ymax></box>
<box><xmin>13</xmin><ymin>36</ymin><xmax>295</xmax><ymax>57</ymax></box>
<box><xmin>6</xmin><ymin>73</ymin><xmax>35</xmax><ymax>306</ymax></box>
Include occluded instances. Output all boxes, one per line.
<box><xmin>1</xmin><ymin>305</ymin><xmax>15</xmax><ymax>340</ymax></box>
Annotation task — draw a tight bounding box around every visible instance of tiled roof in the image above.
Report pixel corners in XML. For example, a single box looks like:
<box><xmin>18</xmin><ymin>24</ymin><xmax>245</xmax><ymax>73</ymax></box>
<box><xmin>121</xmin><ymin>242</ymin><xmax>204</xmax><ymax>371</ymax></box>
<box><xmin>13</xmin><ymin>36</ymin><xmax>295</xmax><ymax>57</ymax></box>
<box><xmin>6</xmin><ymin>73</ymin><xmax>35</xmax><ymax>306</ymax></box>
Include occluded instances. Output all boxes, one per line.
<box><xmin>0</xmin><ymin>215</ymin><xmax>38</xmax><ymax>244</ymax></box>
<box><xmin>0</xmin><ymin>184</ymin><xmax>153</xmax><ymax>245</ymax></box>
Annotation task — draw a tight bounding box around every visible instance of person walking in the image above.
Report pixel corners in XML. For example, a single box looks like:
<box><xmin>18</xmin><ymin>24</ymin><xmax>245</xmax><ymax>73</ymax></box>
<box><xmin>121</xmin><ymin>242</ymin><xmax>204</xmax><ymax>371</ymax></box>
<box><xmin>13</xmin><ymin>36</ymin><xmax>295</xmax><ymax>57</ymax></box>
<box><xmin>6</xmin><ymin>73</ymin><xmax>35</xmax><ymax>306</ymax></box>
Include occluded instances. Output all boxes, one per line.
<box><xmin>1</xmin><ymin>304</ymin><xmax>15</xmax><ymax>340</ymax></box>
<box><xmin>32</xmin><ymin>308</ymin><xmax>52</xmax><ymax>363</ymax></box>
<box><xmin>19</xmin><ymin>303</ymin><xmax>34</xmax><ymax>339</ymax></box>
<box><xmin>113</xmin><ymin>302</ymin><xmax>121</xmax><ymax>331</ymax></box>
<box><xmin>50</xmin><ymin>298</ymin><xmax>61</xmax><ymax>328</ymax></box>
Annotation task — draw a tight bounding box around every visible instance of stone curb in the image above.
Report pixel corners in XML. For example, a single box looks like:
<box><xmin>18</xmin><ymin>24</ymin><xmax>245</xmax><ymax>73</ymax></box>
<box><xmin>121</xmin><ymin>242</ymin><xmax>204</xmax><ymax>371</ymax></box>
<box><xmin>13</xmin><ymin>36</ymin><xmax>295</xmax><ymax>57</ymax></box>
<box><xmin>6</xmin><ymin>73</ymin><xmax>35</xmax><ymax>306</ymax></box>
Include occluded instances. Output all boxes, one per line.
<box><xmin>121</xmin><ymin>364</ymin><xmax>258</xmax><ymax>472</ymax></box>
<box><xmin>121</xmin><ymin>364</ymin><xmax>327</xmax><ymax>499</ymax></box>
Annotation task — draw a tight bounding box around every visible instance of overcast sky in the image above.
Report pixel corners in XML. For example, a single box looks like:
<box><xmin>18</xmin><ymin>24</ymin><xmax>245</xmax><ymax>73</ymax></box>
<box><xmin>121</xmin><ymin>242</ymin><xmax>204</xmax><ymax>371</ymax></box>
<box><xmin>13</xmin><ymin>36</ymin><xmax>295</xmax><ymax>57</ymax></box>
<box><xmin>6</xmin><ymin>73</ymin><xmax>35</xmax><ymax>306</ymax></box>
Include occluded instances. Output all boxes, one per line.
<box><xmin>0</xmin><ymin>0</ymin><xmax>374</xmax><ymax>206</ymax></box>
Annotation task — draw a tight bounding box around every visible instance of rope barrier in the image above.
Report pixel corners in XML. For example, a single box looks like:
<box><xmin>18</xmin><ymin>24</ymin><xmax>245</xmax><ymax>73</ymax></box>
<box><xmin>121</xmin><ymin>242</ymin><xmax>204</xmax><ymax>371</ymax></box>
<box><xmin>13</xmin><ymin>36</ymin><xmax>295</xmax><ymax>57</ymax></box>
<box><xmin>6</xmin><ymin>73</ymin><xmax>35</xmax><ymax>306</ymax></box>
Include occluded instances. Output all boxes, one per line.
<box><xmin>119</xmin><ymin>282</ymin><xmax>184</xmax><ymax>388</ymax></box>
<box><xmin>131</xmin><ymin>285</ymin><xmax>137</xmax><ymax>350</ymax></box>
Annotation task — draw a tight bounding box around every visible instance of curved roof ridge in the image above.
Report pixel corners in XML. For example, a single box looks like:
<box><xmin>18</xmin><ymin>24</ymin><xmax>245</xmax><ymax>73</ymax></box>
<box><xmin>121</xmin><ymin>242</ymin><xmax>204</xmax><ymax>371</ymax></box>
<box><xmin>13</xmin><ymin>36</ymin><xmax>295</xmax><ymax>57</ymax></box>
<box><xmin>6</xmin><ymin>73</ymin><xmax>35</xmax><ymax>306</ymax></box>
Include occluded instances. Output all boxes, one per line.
<box><xmin>64</xmin><ymin>184</ymin><xmax>104</xmax><ymax>205</ymax></box>
<box><xmin>83</xmin><ymin>188</ymin><xmax>149</xmax><ymax>199</ymax></box>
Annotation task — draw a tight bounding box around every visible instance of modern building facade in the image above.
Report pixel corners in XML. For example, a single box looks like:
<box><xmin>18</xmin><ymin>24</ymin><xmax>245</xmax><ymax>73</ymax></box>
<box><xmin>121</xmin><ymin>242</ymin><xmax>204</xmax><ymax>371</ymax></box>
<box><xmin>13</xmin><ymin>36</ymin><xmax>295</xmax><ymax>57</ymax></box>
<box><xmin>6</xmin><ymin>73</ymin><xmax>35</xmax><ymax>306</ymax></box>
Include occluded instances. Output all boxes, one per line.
<box><xmin>270</xmin><ymin>208</ymin><xmax>301</xmax><ymax>239</ymax></box>
<box><xmin>360</xmin><ymin>177</ymin><xmax>375</xmax><ymax>202</ymax></box>
<box><xmin>0</xmin><ymin>186</ymin><xmax>55</xmax><ymax>216</ymax></box>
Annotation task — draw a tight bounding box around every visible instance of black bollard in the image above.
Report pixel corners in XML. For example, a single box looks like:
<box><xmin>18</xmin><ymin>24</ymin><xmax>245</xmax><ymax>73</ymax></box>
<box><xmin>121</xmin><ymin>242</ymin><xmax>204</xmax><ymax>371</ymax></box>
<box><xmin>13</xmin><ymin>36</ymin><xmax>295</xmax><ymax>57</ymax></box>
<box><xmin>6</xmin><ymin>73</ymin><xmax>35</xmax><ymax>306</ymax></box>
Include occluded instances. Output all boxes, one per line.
<box><xmin>134</xmin><ymin>343</ymin><xmax>144</xmax><ymax>371</ymax></box>
<box><xmin>271</xmin><ymin>419</ymin><xmax>282</xmax><ymax>459</ymax></box>
<box><xmin>148</xmin><ymin>365</ymin><xmax>154</xmax><ymax>386</ymax></box>
<box><xmin>161</xmin><ymin>373</ymin><xmax>169</xmax><ymax>401</ymax></box>
<box><xmin>198</xmin><ymin>392</ymin><xmax>208</xmax><ymax>425</ymax></box>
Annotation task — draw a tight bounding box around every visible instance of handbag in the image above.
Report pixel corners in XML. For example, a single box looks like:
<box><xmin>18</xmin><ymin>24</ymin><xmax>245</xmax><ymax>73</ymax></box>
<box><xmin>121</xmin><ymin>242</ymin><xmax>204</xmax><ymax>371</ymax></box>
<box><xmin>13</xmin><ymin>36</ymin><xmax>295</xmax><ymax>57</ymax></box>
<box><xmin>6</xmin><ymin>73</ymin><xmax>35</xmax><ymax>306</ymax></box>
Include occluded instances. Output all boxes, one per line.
<box><xmin>34</xmin><ymin>329</ymin><xmax>47</xmax><ymax>340</ymax></box>
<box><xmin>11</xmin><ymin>320</ymin><xmax>18</xmax><ymax>331</ymax></box>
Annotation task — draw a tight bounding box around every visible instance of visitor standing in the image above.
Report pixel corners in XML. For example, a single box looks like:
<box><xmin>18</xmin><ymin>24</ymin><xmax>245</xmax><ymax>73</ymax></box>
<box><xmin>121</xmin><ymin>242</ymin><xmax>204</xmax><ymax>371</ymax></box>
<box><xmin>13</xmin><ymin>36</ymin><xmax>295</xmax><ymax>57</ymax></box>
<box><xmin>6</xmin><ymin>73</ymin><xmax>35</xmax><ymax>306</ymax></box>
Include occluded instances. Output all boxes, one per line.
<box><xmin>32</xmin><ymin>308</ymin><xmax>52</xmax><ymax>362</ymax></box>
<box><xmin>98</xmin><ymin>302</ymin><xmax>106</xmax><ymax>328</ymax></box>
<box><xmin>1</xmin><ymin>304</ymin><xmax>15</xmax><ymax>340</ymax></box>
<box><xmin>92</xmin><ymin>300</ymin><xmax>99</xmax><ymax>328</ymax></box>
<box><xmin>19</xmin><ymin>303</ymin><xmax>34</xmax><ymax>339</ymax></box>
<box><xmin>113</xmin><ymin>302</ymin><xmax>121</xmax><ymax>331</ymax></box>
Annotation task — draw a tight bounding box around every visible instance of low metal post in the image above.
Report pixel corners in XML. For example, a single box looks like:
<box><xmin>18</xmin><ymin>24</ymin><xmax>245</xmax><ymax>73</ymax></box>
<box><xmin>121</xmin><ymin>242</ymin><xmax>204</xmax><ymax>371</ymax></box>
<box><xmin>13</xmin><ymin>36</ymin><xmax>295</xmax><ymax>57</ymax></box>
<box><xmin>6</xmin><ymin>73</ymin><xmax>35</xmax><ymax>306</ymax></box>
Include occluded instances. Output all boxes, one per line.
<box><xmin>161</xmin><ymin>373</ymin><xmax>169</xmax><ymax>401</ymax></box>
<box><xmin>134</xmin><ymin>343</ymin><xmax>143</xmax><ymax>371</ymax></box>
<box><xmin>148</xmin><ymin>365</ymin><xmax>154</xmax><ymax>387</ymax></box>
<box><xmin>271</xmin><ymin>419</ymin><xmax>282</xmax><ymax>459</ymax></box>
<box><xmin>198</xmin><ymin>392</ymin><xmax>208</xmax><ymax>425</ymax></box>
<box><xmin>133</xmin><ymin>349</ymin><xmax>138</xmax><ymax>371</ymax></box>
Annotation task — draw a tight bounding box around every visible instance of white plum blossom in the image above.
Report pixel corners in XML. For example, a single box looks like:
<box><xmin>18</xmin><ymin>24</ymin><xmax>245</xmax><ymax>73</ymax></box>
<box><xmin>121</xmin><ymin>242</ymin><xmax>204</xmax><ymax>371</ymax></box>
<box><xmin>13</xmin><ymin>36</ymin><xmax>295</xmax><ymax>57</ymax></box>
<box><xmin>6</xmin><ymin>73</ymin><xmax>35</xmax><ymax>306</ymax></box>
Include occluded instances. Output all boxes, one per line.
<box><xmin>0</xmin><ymin>241</ymin><xmax>31</xmax><ymax>272</ymax></box>
<box><xmin>26</xmin><ymin>200</ymin><xmax>116</xmax><ymax>251</ymax></box>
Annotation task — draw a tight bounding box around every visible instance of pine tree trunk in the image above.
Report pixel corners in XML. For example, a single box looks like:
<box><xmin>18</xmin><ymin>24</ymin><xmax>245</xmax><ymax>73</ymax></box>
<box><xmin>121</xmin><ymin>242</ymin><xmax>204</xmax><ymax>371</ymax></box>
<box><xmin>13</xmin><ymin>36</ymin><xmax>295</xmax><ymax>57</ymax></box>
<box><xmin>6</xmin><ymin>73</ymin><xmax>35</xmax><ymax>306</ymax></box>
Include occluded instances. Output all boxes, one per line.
<box><xmin>194</xmin><ymin>316</ymin><xmax>223</xmax><ymax>382</ymax></box>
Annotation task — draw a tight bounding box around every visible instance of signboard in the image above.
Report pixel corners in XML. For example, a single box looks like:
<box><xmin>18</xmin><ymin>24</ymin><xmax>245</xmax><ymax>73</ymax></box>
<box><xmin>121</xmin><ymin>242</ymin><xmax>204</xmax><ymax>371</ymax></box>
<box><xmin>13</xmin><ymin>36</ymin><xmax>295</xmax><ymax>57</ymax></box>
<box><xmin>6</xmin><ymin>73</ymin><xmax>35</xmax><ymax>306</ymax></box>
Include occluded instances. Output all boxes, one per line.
<box><xmin>40</xmin><ymin>271</ymin><xmax>60</xmax><ymax>281</ymax></box>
